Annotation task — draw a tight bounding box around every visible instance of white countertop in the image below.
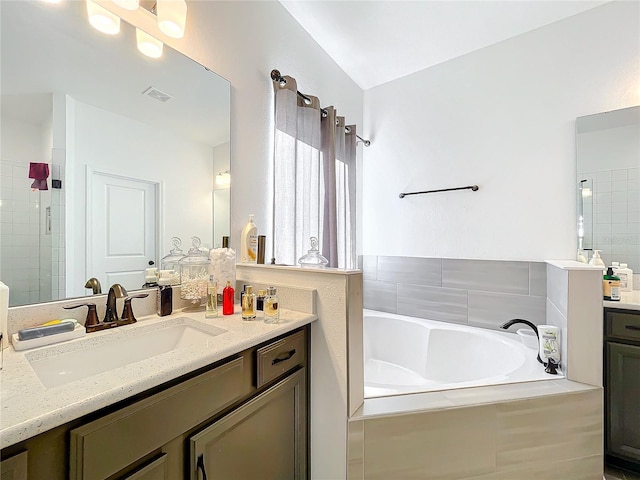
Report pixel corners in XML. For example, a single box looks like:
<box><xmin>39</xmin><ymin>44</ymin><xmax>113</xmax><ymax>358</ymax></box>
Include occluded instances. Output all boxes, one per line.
<box><xmin>0</xmin><ymin>307</ymin><xmax>316</xmax><ymax>449</ymax></box>
<box><xmin>604</xmin><ymin>290</ymin><xmax>640</xmax><ymax>311</ymax></box>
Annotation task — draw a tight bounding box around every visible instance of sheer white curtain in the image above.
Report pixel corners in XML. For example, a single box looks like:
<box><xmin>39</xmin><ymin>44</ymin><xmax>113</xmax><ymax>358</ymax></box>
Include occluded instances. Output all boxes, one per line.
<box><xmin>272</xmin><ymin>76</ymin><xmax>356</xmax><ymax>268</ymax></box>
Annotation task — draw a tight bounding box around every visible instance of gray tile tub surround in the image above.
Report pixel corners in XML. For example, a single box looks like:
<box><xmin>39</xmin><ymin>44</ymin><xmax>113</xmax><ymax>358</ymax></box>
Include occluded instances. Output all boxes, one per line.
<box><xmin>360</xmin><ymin>256</ymin><xmax>548</xmax><ymax>329</ymax></box>
<box><xmin>442</xmin><ymin>259</ymin><xmax>532</xmax><ymax>295</ymax></box>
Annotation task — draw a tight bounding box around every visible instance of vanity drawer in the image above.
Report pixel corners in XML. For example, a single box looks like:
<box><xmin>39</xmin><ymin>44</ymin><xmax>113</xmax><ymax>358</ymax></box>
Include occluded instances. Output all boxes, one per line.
<box><xmin>606</xmin><ymin>310</ymin><xmax>640</xmax><ymax>342</ymax></box>
<box><xmin>256</xmin><ymin>330</ymin><xmax>306</xmax><ymax>388</ymax></box>
<box><xmin>69</xmin><ymin>357</ymin><xmax>244</xmax><ymax>480</ymax></box>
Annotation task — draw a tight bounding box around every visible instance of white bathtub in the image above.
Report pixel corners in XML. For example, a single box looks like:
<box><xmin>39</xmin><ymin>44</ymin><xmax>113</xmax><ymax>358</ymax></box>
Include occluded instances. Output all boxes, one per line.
<box><xmin>364</xmin><ymin>309</ymin><xmax>563</xmax><ymax>398</ymax></box>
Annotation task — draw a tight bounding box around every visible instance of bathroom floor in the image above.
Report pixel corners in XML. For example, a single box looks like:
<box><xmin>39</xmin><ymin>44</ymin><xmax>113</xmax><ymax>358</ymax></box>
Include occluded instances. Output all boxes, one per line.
<box><xmin>605</xmin><ymin>465</ymin><xmax>640</xmax><ymax>480</ymax></box>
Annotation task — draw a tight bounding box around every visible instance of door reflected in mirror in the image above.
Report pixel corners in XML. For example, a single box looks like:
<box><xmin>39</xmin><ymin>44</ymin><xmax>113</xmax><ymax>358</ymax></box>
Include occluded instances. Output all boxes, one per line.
<box><xmin>576</xmin><ymin>105</ymin><xmax>640</xmax><ymax>273</ymax></box>
<box><xmin>0</xmin><ymin>1</ymin><xmax>230</xmax><ymax>306</ymax></box>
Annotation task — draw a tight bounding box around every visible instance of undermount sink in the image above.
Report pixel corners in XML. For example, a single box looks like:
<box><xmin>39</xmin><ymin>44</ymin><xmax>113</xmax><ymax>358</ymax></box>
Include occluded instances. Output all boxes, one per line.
<box><xmin>25</xmin><ymin>318</ymin><xmax>226</xmax><ymax>388</ymax></box>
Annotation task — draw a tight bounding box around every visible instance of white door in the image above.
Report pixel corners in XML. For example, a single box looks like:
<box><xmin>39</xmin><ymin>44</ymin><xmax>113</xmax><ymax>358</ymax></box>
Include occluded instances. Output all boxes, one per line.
<box><xmin>89</xmin><ymin>172</ymin><xmax>157</xmax><ymax>292</ymax></box>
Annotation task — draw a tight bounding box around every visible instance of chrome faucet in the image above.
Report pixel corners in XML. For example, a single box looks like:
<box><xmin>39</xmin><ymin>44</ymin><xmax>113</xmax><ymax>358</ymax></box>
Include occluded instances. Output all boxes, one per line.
<box><xmin>499</xmin><ymin>318</ymin><xmax>543</xmax><ymax>364</ymax></box>
<box><xmin>104</xmin><ymin>284</ymin><xmax>128</xmax><ymax>323</ymax></box>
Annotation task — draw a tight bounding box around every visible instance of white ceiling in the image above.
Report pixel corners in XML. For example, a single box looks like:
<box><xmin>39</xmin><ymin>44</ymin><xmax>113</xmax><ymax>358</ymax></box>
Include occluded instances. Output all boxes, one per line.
<box><xmin>1</xmin><ymin>1</ymin><xmax>230</xmax><ymax>147</ymax></box>
<box><xmin>280</xmin><ymin>0</ymin><xmax>611</xmax><ymax>90</ymax></box>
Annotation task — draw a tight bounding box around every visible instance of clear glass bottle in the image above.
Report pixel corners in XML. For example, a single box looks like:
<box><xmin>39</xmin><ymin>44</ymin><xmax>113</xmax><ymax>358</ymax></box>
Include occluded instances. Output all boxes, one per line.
<box><xmin>206</xmin><ymin>274</ymin><xmax>218</xmax><ymax>318</ymax></box>
<box><xmin>264</xmin><ymin>286</ymin><xmax>279</xmax><ymax>324</ymax></box>
<box><xmin>242</xmin><ymin>285</ymin><xmax>256</xmax><ymax>320</ymax></box>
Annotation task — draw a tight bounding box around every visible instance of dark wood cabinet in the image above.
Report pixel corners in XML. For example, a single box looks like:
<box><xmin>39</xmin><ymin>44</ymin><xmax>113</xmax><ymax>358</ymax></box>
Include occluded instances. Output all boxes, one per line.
<box><xmin>1</xmin><ymin>326</ymin><xmax>309</xmax><ymax>480</ymax></box>
<box><xmin>190</xmin><ymin>368</ymin><xmax>306</xmax><ymax>480</ymax></box>
<box><xmin>604</xmin><ymin>309</ymin><xmax>640</xmax><ymax>472</ymax></box>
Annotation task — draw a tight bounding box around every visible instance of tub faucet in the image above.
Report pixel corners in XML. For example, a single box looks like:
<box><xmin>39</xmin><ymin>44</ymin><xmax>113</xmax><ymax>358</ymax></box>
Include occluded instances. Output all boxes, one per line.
<box><xmin>104</xmin><ymin>284</ymin><xmax>128</xmax><ymax>323</ymax></box>
<box><xmin>499</xmin><ymin>318</ymin><xmax>543</xmax><ymax>364</ymax></box>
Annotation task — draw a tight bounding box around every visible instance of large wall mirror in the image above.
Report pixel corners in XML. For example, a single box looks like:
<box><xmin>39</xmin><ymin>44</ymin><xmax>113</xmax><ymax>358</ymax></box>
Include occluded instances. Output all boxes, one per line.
<box><xmin>0</xmin><ymin>1</ymin><xmax>231</xmax><ymax>307</ymax></box>
<box><xmin>576</xmin><ymin>105</ymin><xmax>639</xmax><ymax>272</ymax></box>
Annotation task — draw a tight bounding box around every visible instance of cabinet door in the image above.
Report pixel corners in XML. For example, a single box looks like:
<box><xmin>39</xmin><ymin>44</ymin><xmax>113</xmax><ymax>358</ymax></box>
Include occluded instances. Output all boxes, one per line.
<box><xmin>190</xmin><ymin>368</ymin><xmax>306</xmax><ymax>480</ymax></box>
<box><xmin>607</xmin><ymin>342</ymin><xmax>640</xmax><ymax>462</ymax></box>
<box><xmin>70</xmin><ymin>357</ymin><xmax>244</xmax><ymax>480</ymax></box>
<box><xmin>0</xmin><ymin>451</ymin><xmax>28</xmax><ymax>480</ymax></box>
<box><xmin>122</xmin><ymin>454</ymin><xmax>168</xmax><ymax>480</ymax></box>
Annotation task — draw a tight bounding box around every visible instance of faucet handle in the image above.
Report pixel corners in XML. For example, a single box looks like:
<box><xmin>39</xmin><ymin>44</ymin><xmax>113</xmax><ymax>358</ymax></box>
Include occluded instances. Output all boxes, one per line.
<box><xmin>120</xmin><ymin>294</ymin><xmax>149</xmax><ymax>324</ymax></box>
<box><xmin>64</xmin><ymin>303</ymin><xmax>99</xmax><ymax>330</ymax></box>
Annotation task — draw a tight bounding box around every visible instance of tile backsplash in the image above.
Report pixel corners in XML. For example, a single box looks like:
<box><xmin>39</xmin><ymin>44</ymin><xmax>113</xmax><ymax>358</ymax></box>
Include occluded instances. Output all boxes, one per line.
<box><xmin>360</xmin><ymin>256</ymin><xmax>546</xmax><ymax>330</ymax></box>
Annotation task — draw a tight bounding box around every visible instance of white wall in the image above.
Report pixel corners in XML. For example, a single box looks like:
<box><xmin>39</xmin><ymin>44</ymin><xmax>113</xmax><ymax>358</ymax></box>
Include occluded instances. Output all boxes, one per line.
<box><xmin>361</xmin><ymin>1</ymin><xmax>639</xmax><ymax>261</ymax></box>
<box><xmin>67</xmin><ymin>99</ymin><xmax>215</xmax><ymax>297</ymax></box>
<box><xmin>104</xmin><ymin>0</ymin><xmax>364</xmax><ymax>258</ymax></box>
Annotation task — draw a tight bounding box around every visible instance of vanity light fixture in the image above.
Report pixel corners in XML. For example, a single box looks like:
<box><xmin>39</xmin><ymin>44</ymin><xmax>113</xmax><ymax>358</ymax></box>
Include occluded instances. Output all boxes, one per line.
<box><xmin>81</xmin><ymin>0</ymin><xmax>188</xmax><ymax>58</ymax></box>
<box><xmin>86</xmin><ymin>0</ymin><xmax>121</xmax><ymax>35</ymax></box>
<box><xmin>216</xmin><ymin>171</ymin><xmax>231</xmax><ymax>188</ymax></box>
<box><xmin>136</xmin><ymin>28</ymin><xmax>163</xmax><ymax>58</ymax></box>
<box><xmin>112</xmin><ymin>0</ymin><xmax>139</xmax><ymax>10</ymax></box>
<box><xmin>156</xmin><ymin>0</ymin><xmax>187</xmax><ymax>38</ymax></box>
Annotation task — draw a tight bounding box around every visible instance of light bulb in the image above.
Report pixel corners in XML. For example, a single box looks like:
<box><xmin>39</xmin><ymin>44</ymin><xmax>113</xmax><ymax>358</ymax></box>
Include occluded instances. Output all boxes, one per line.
<box><xmin>157</xmin><ymin>0</ymin><xmax>187</xmax><ymax>39</ymax></box>
<box><xmin>136</xmin><ymin>29</ymin><xmax>163</xmax><ymax>58</ymax></box>
<box><xmin>215</xmin><ymin>172</ymin><xmax>231</xmax><ymax>188</ymax></box>
<box><xmin>113</xmin><ymin>0</ymin><xmax>139</xmax><ymax>10</ymax></box>
<box><xmin>86</xmin><ymin>0</ymin><xmax>120</xmax><ymax>35</ymax></box>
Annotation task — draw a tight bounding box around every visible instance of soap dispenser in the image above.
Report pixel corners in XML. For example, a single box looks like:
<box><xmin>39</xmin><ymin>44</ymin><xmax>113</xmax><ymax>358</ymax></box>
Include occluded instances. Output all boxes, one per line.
<box><xmin>588</xmin><ymin>250</ymin><xmax>605</xmax><ymax>269</ymax></box>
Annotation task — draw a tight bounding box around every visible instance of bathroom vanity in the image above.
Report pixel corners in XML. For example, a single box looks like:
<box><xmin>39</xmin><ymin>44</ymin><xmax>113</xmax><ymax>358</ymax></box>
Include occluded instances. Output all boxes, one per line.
<box><xmin>0</xmin><ymin>311</ymin><xmax>313</xmax><ymax>479</ymax></box>
<box><xmin>603</xmin><ymin>295</ymin><xmax>640</xmax><ymax>473</ymax></box>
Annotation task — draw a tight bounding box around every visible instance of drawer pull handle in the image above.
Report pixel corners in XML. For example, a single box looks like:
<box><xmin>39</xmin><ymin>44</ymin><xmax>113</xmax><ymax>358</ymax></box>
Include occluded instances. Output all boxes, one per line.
<box><xmin>624</xmin><ymin>325</ymin><xmax>640</xmax><ymax>331</ymax></box>
<box><xmin>197</xmin><ymin>454</ymin><xmax>207</xmax><ymax>480</ymax></box>
<box><xmin>272</xmin><ymin>349</ymin><xmax>296</xmax><ymax>365</ymax></box>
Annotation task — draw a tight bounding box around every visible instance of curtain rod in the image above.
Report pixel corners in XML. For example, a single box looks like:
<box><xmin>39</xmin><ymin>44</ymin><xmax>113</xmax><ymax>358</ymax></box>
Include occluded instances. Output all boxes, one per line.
<box><xmin>270</xmin><ymin>69</ymin><xmax>371</xmax><ymax>147</ymax></box>
<box><xmin>399</xmin><ymin>185</ymin><xmax>479</xmax><ymax>198</ymax></box>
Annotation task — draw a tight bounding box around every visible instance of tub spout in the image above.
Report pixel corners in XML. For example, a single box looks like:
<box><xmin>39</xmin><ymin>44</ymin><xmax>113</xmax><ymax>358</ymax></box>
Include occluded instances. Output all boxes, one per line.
<box><xmin>499</xmin><ymin>318</ymin><xmax>543</xmax><ymax>364</ymax></box>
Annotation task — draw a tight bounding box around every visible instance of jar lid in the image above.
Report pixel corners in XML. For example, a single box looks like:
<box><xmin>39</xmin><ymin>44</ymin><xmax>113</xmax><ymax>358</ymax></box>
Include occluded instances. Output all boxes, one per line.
<box><xmin>179</xmin><ymin>236</ymin><xmax>211</xmax><ymax>266</ymax></box>
<box><xmin>298</xmin><ymin>237</ymin><xmax>328</xmax><ymax>268</ymax></box>
<box><xmin>161</xmin><ymin>237</ymin><xmax>186</xmax><ymax>263</ymax></box>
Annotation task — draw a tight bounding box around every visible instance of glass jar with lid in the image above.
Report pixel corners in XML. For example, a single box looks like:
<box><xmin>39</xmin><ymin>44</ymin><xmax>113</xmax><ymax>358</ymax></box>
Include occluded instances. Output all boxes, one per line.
<box><xmin>160</xmin><ymin>237</ymin><xmax>185</xmax><ymax>285</ymax></box>
<box><xmin>179</xmin><ymin>236</ymin><xmax>211</xmax><ymax>309</ymax></box>
<box><xmin>298</xmin><ymin>237</ymin><xmax>329</xmax><ymax>268</ymax></box>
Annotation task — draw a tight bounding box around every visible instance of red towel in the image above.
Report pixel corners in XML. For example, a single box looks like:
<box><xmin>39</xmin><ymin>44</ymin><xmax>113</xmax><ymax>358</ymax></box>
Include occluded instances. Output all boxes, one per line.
<box><xmin>28</xmin><ymin>162</ymin><xmax>49</xmax><ymax>190</ymax></box>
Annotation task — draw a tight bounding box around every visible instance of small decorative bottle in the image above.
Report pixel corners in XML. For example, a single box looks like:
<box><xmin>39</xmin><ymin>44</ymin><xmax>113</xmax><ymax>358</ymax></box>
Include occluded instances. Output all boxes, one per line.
<box><xmin>241</xmin><ymin>285</ymin><xmax>256</xmax><ymax>320</ymax></box>
<box><xmin>206</xmin><ymin>275</ymin><xmax>218</xmax><ymax>318</ymax></box>
<box><xmin>256</xmin><ymin>289</ymin><xmax>266</xmax><ymax>320</ymax></box>
<box><xmin>157</xmin><ymin>274</ymin><xmax>173</xmax><ymax>317</ymax></box>
<box><xmin>264</xmin><ymin>286</ymin><xmax>279</xmax><ymax>324</ymax></box>
<box><xmin>222</xmin><ymin>280</ymin><xmax>235</xmax><ymax>315</ymax></box>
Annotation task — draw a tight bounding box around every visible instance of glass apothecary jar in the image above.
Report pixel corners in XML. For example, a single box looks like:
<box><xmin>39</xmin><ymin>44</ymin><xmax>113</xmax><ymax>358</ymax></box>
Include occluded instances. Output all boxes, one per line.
<box><xmin>160</xmin><ymin>237</ymin><xmax>185</xmax><ymax>285</ymax></box>
<box><xmin>298</xmin><ymin>237</ymin><xmax>329</xmax><ymax>268</ymax></box>
<box><xmin>179</xmin><ymin>236</ymin><xmax>210</xmax><ymax>309</ymax></box>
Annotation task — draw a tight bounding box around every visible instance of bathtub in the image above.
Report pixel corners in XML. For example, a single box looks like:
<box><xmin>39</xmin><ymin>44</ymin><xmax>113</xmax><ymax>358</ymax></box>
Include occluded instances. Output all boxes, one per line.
<box><xmin>364</xmin><ymin>309</ymin><xmax>563</xmax><ymax>398</ymax></box>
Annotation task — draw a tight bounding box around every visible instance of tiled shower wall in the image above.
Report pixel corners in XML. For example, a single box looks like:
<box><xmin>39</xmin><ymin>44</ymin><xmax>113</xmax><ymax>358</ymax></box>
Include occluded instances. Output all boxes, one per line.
<box><xmin>579</xmin><ymin>166</ymin><xmax>640</xmax><ymax>272</ymax></box>
<box><xmin>0</xmin><ymin>159</ymin><xmax>65</xmax><ymax>306</ymax></box>
<box><xmin>360</xmin><ymin>255</ymin><xmax>546</xmax><ymax>330</ymax></box>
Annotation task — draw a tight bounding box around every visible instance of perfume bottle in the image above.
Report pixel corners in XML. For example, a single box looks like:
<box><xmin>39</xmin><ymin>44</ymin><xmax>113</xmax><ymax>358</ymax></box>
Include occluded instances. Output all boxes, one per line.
<box><xmin>264</xmin><ymin>286</ymin><xmax>279</xmax><ymax>324</ymax></box>
<box><xmin>206</xmin><ymin>275</ymin><xmax>218</xmax><ymax>318</ymax></box>
<box><xmin>256</xmin><ymin>289</ymin><xmax>266</xmax><ymax>319</ymax></box>
<box><xmin>222</xmin><ymin>281</ymin><xmax>235</xmax><ymax>315</ymax></box>
<box><xmin>241</xmin><ymin>285</ymin><xmax>256</xmax><ymax>320</ymax></box>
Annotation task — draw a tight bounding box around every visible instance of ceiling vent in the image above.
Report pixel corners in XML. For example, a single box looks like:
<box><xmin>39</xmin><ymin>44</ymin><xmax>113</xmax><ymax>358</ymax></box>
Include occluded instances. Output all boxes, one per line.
<box><xmin>142</xmin><ymin>86</ymin><xmax>172</xmax><ymax>103</ymax></box>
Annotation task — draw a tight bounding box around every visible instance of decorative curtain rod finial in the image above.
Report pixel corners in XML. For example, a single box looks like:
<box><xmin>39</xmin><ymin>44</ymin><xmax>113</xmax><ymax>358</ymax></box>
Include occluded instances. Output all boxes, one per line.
<box><xmin>270</xmin><ymin>69</ymin><xmax>286</xmax><ymax>86</ymax></box>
